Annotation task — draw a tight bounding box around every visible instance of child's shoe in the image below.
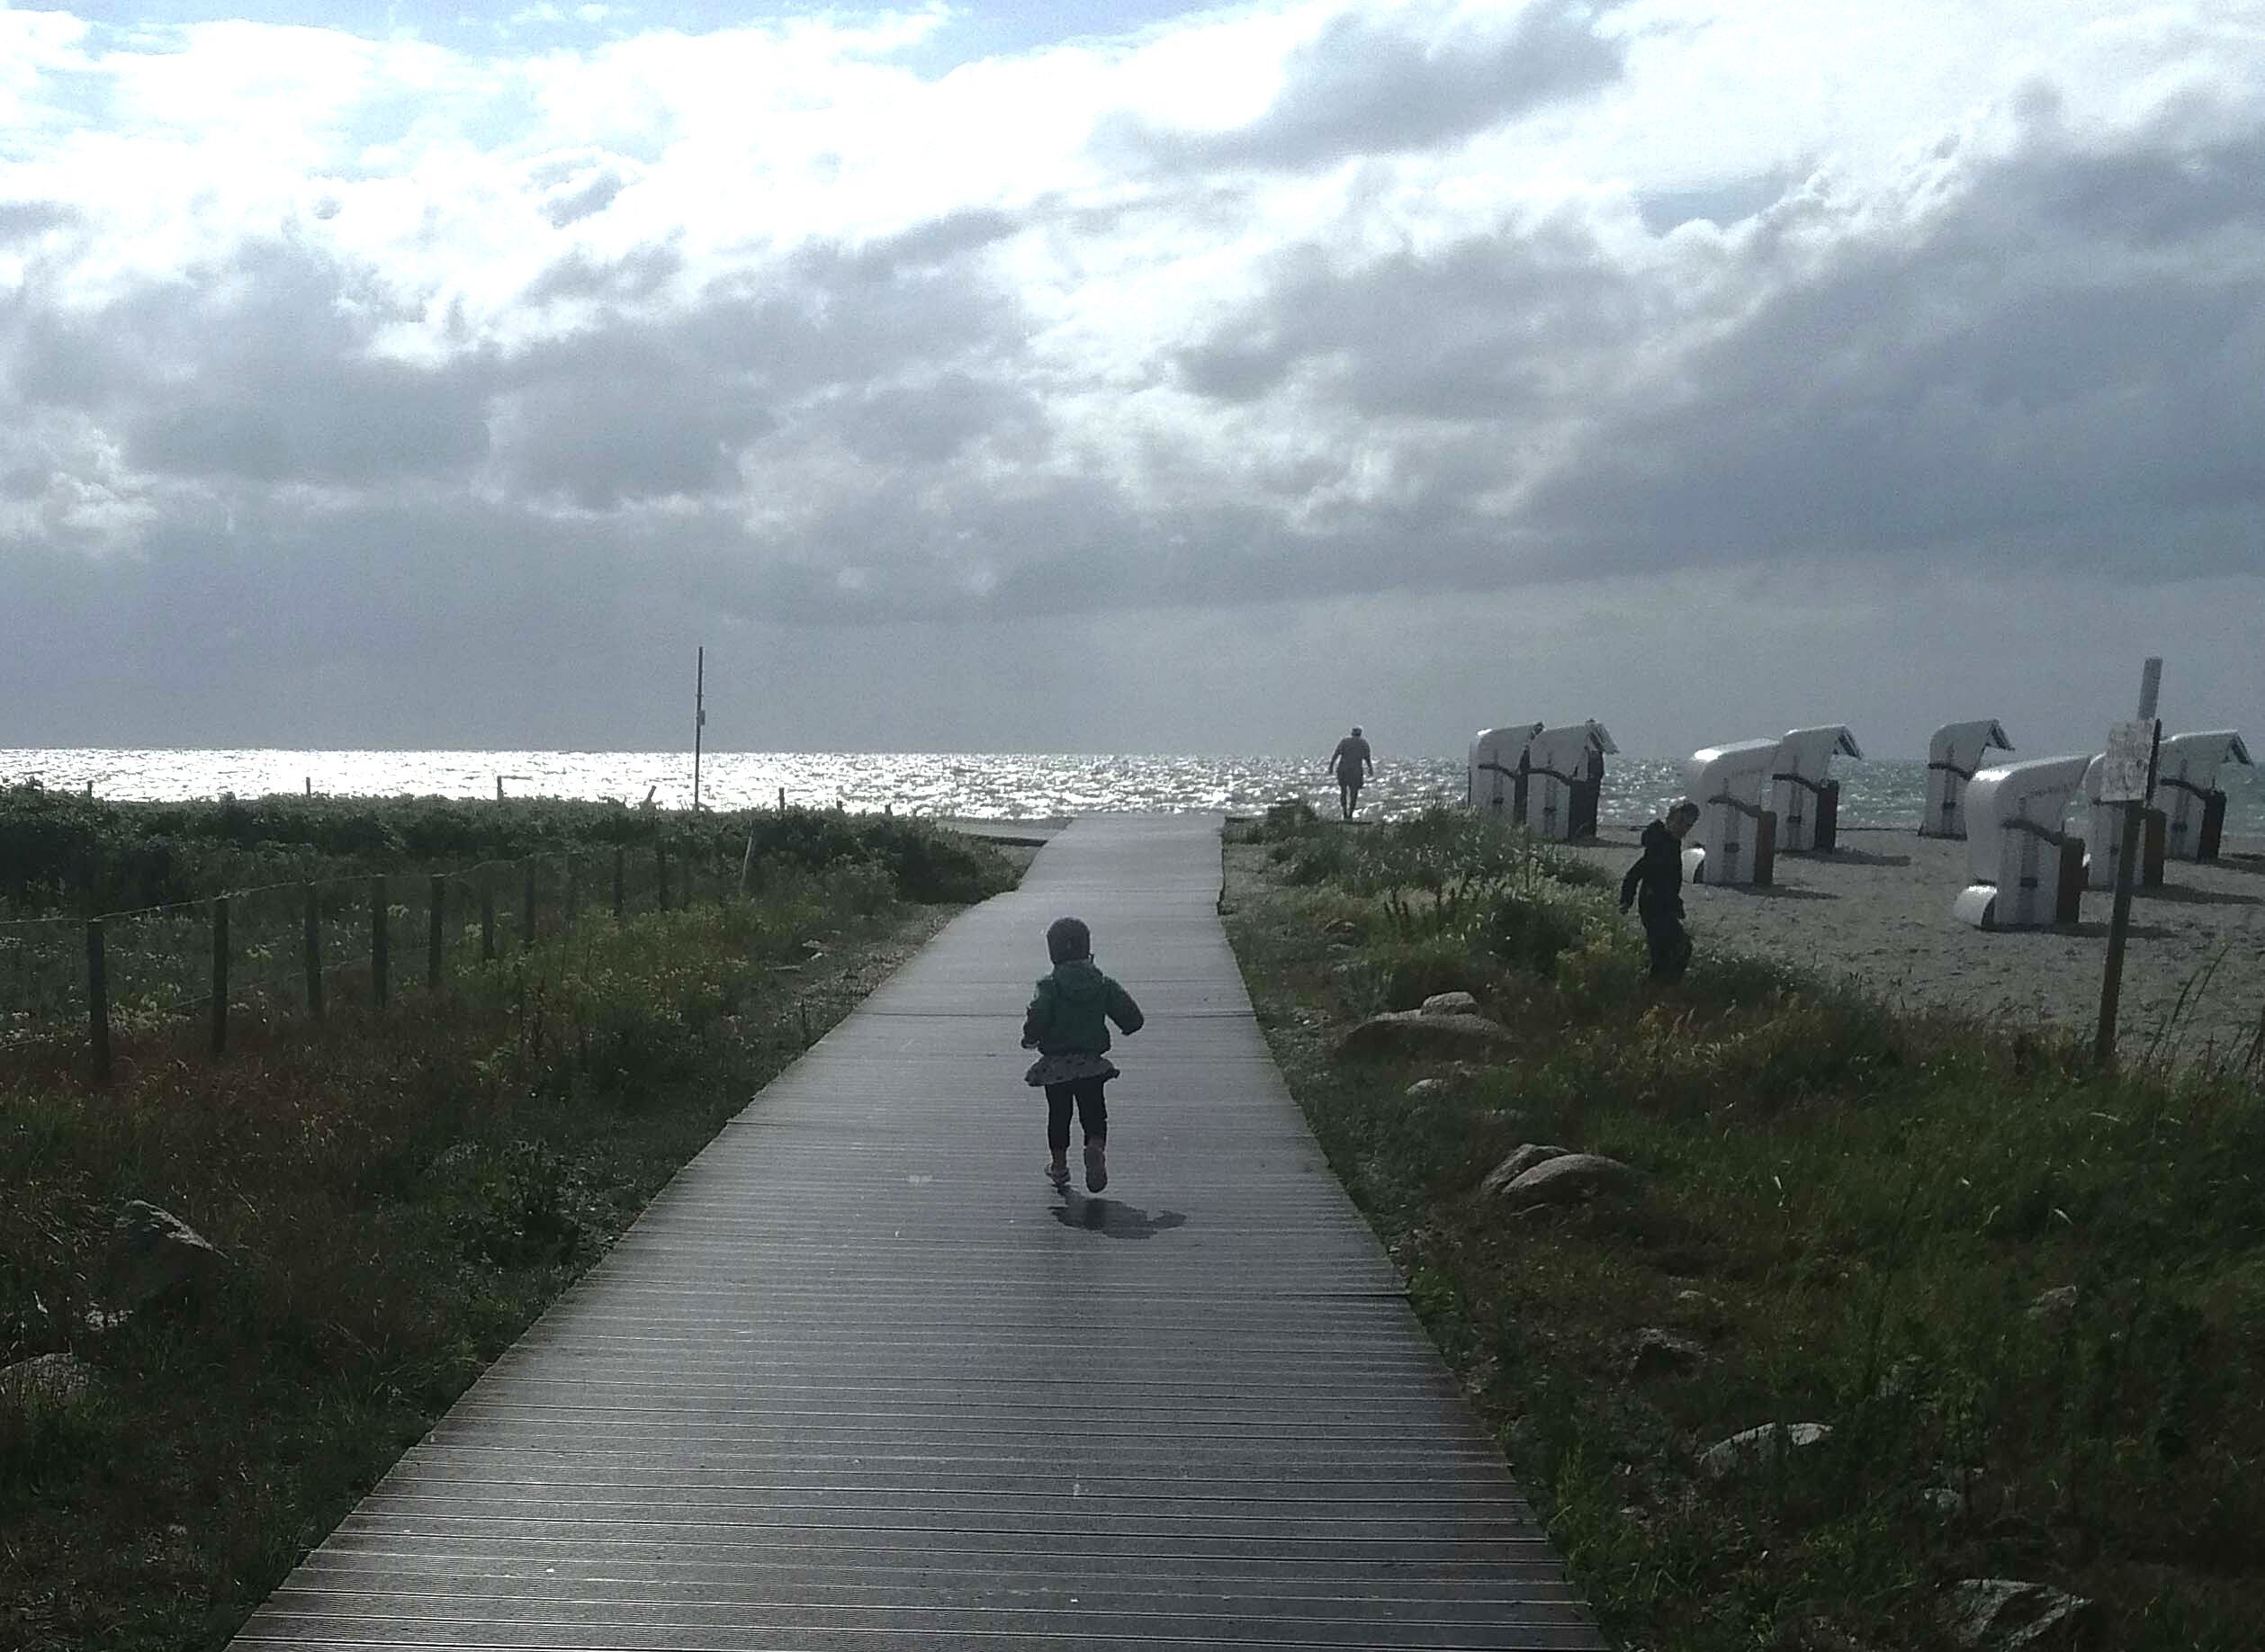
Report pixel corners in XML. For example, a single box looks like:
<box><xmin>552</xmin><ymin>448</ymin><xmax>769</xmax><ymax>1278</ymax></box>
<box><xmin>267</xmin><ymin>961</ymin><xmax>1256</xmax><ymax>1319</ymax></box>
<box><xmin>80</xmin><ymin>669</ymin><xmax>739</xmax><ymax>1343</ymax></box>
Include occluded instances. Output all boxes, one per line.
<box><xmin>1047</xmin><ymin>1161</ymin><xmax>1071</xmax><ymax>1190</ymax></box>
<box><xmin>1083</xmin><ymin>1143</ymin><xmax>1108</xmax><ymax>1193</ymax></box>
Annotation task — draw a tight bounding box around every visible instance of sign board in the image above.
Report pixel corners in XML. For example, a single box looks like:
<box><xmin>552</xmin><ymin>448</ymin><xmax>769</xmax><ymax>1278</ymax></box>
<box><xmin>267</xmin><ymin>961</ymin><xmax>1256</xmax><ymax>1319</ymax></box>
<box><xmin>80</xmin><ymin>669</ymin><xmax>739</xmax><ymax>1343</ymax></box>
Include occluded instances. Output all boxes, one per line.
<box><xmin>2096</xmin><ymin>719</ymin><xmax>2158</xmax><ymax>805</ymax></box>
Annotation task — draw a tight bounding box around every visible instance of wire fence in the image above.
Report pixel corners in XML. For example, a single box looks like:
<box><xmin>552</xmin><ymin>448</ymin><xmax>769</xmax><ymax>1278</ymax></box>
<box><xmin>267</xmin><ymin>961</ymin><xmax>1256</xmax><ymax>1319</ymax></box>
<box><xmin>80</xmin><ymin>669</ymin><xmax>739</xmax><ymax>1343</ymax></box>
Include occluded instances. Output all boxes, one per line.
<box><xmin>2</xmin><ymin>842</ymin><xmax>739</xmax><ymax>1080</ymax></box>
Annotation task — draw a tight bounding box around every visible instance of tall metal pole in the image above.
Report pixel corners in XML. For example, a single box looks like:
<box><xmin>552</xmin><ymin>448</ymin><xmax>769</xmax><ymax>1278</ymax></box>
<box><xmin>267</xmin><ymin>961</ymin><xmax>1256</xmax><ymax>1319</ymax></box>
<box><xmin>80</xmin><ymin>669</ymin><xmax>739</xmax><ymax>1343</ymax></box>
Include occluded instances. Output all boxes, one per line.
<box><xmin>2095</xmin><ymin>657</ymin><xmax>2162</xmax><ymax>1068</ymax></box>
<box><xmin>693</xmin><ymin>645</ymin><xmax>706</xmax><ymax>813</ymax></box>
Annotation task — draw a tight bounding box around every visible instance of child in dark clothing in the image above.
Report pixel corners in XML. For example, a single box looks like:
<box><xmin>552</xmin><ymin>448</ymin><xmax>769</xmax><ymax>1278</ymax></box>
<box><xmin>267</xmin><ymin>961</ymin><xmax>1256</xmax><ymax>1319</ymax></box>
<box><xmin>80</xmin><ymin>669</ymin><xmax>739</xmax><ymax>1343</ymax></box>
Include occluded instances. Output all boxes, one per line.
<box><xmin>1021</xmin><ymin>916</ymin><xmax>1144</xmax><ymax>1193</ymax></box>
<box><xmin>1620</xmin><ymin>800</ymin><xmax>1701</xmax><ymax>979</ymax></box>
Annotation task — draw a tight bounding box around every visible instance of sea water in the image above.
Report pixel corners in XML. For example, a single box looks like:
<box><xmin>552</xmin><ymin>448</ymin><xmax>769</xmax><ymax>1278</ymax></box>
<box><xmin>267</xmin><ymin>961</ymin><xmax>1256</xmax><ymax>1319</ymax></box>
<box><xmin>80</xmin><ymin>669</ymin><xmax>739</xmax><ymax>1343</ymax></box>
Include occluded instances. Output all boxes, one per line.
<box><xmin>4</xmin><ymin>748</ymin><xmax>2262</xmax><ymax>836</ymax></box>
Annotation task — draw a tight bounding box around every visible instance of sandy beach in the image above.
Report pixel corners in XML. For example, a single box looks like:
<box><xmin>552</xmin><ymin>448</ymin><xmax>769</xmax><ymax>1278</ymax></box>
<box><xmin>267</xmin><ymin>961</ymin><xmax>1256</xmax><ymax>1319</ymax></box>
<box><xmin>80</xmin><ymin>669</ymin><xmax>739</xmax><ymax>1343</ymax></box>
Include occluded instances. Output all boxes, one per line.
<box><xmin>1562</xmin><ymin>826</ymin><xmax>2265</xmax><ymax>1067</ymax></box>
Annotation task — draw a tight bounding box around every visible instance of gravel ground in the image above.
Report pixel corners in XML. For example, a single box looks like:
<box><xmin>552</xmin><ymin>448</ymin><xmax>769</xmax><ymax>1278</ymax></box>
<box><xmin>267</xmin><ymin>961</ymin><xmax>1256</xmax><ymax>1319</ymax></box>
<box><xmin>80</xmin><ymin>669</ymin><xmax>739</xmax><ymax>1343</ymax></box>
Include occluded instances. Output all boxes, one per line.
<box><xmin>1560</xmin><ymin>824</ymin><xmax>2265</xmax><ymax>1068</ymax></box>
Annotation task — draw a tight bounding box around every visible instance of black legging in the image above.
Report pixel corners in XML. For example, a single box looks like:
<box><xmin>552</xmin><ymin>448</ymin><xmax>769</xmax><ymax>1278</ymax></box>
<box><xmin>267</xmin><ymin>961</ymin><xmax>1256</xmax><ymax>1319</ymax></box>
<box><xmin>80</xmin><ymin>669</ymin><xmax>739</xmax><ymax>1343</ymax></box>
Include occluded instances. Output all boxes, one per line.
<box><xmin>1641</xmin><ymin>910</ymin><xmax>1691</xmax><ymax>980</ymax></box>
<box><xmin>1044</xmin><ymin>1077</ymin><xmax>1109</xmax><ymax>1153</ymax></box>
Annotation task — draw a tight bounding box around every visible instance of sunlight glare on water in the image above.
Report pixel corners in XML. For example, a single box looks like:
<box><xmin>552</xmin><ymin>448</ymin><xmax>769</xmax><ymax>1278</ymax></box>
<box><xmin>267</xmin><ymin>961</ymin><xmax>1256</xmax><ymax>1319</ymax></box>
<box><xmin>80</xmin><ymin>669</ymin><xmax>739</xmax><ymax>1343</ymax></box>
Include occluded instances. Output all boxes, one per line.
<box><xmin>3</xmin><ymin>748</ymin><xmax>2261</xmax><ymax>834</ymax></box>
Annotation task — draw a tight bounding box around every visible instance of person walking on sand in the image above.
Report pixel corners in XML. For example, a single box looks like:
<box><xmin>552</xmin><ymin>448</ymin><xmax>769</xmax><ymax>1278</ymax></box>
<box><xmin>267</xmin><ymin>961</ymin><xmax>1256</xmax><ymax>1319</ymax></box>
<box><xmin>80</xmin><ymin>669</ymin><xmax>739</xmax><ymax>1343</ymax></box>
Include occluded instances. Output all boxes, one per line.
<box><xmin>1021</xmin><ymin>916</ymin><xmax>1144</xmax><ymax>1193</ymax></box>
<box><xmin>1621</xmin><ymin>800</ymin><xmax>1701</xmax><ymax>980</ymax></box>
<box><xmin>1328</xmin><ymin>726</ymin><xmax>1374</xmax><ymax>821</ymax></box>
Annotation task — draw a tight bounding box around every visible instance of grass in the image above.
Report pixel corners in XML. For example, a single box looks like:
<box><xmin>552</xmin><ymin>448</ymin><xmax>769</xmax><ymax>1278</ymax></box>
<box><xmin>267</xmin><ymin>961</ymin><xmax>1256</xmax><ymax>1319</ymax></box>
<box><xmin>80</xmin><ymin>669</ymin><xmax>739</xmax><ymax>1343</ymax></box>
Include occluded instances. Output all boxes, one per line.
<box><xmin>1222</xmin><ymin>808</ymin><xmax>2264</xmax><ymax>1652</ymax></box>
<box><xmin>0</xmin><ymin>804</ymin><xmax>1021</xmax><ymax>1652</ymax></box>
<box><xmin>1</xmin><ymin>785</ymin><xmax>1002</xmax><ymax>1053</ymax></box>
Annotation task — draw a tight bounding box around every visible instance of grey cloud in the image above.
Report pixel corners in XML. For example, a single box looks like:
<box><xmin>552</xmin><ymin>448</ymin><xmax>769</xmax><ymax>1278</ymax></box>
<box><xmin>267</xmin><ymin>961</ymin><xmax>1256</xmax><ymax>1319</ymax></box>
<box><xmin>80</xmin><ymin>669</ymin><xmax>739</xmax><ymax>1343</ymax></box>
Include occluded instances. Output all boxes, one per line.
<box><xmin>1</xmin><ymin>239</ymin><xmax>492</xmax><ymax>484</ymax></box>
<box><xmin>834</xmin><ymin>371</ymin><xmax>1041</xmax><ymax>465</ymax></box>
<box><xmin>848</xmin><ymin>208</ymin><xmax>1024</xmax><ymax>275</ymax></box>
<box><xmin>486</xmin><ymin>220</ymin><xmax>1035</xmax><ymax>506</ymax></box>
<box><xmin>488</xmin><ymin>356</ymin><xmax>771</xmax><ymax>507</ymax></box>
<box><xmin>2023</xmin><ymin>135</ymin><xmax>2265</xmax><ymax>247</ymax></box>
<box><xmin>0</xmin><ymin>198</ymin><xmax>1032</xmax><ymax>516</ymax></box>
<box><xmin>1117</xmin><ymin>2</ymin><xmax>1622</xmax><ymax>173</ymax></box>
<box><xmin>679</xmin><ymin>240</ymin><xmax>1026</xmax><ymax>388</ymax></box>
<box><xmin>1173</xmin><ymin>215</ymin><xmax>1643</xmax><ymax>419</ymax></box>
<box><xmin>0</xmin><ymin>201</ymin><xmax>76</xmax><ymax>242</ymax></box>
<box><xmin>543</xmin><ymin>168</ymin><xmax>629</xmax><ymax>228</ymax></box>
<box><xmin>521</xmin><ymin>239</ymin><xmax>686</xmax><ymax>305</ymax></box>
<box><xmin>1636</xmin><ymin>170</ymin><xmax>1792</xmax><ymax>235</ymax></box>
<box><xmin>1514</xmin><ymin>121</ymin><xmax>2265</xmax><ymax>582</ymax></box>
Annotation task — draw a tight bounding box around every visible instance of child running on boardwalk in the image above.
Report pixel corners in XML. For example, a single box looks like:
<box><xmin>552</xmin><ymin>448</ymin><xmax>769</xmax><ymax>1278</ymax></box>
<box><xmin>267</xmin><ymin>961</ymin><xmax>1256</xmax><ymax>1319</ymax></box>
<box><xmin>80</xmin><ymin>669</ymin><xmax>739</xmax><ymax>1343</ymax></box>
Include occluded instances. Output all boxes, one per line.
<box><xmin>1021</xmin><ymin>916</ymin><xmax>1144</xmax><ymax>1193</ymax></box>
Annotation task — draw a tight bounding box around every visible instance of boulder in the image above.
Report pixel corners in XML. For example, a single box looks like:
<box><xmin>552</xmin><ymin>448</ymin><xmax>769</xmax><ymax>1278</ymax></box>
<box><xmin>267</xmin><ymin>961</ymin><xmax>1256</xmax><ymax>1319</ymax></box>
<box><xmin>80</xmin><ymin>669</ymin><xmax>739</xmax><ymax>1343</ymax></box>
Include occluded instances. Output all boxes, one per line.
<box><xmin>1333</xmin><ymin>1011</ymin><xmax>1513</xmax><ymax>1061</ymax></box>
<box><xmin>2027</xmin><ymin>1286</ymin><xmax>2078</xmax><ymax>1321</ymax></box>
<box><xmin>1944</xmin><ymin>1579</ymin><xmax>2091</xmax><ymax>1650</ymax></box>
<box><xmin>0</xmin><ymin>1352</ymin><xmax>94</xmax><ymax>1412</ymax></box>
<box><xmin>103</xmin><ymin>1201</ymin><xmax>230</xmax><ymax>1310</ymax></box>
<box><xmin>1479</xmin><ymin>1144</ymin><xmax>1569</xmax><ymax>1197</ymax></box>
<box><xmin>1698</xmin><ymin>1421</ymin><xmax>1831</xmax><ymax>1480</ymax></box>
<box><xmin>1630</xmin><ymin>1329</ymin><xmax>1705</xmax><ymax>1378</ymax></box>
<box><xmin>1496</xmin><ymin>1152</ymin><xmax>1635</xmax><ymax>1207</ymax></box>
<box><xmin>1419</xmin><ymin>991</ymin><xmax>1480</xmax><ymax>1016</ymax></box>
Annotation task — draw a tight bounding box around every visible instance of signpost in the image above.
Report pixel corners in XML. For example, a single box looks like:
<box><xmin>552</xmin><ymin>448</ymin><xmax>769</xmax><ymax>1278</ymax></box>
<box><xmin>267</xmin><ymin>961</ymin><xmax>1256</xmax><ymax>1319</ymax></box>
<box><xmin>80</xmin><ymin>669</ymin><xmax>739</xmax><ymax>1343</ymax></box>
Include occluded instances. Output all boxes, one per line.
<box><xmin>2094</xmin><ymin>658</ymin><xmax>2162</xmax><ymax>1067</ymax></box>
<box><xmin>693</xmin><ymin>646</ymin><xmax>706</xmax><ymax>813</ymax></box>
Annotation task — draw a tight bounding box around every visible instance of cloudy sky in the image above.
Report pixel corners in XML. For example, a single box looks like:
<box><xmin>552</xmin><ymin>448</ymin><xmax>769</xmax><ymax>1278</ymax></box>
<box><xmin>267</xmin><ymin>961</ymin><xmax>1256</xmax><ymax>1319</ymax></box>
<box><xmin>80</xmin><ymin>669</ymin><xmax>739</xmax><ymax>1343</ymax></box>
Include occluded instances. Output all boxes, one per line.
<box><xmin>2</xmin><ymin>0</ymin><xmax>2261</xmax><ymax>759</ymax></box>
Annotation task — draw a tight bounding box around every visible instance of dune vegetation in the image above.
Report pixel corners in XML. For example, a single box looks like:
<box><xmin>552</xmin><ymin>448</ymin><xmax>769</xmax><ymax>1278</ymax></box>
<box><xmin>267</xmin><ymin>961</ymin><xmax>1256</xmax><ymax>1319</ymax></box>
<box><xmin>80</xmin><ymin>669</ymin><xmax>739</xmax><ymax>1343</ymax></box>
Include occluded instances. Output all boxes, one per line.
<box><xmin>0</xmin><ymin>790</ymin><xmax>1019</xmax><ymax>1652</ymax></box>
<box><xmin>1224</xmin><ymin>804</ymin><xmax>2262</xmax><ymax>1652</ymax></box>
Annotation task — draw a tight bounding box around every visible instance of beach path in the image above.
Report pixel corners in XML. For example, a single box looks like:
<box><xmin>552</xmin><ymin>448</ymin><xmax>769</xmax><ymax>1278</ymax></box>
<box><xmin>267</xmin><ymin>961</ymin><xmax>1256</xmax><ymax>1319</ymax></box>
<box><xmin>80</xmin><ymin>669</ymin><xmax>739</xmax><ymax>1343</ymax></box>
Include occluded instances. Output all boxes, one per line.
<box><xmin>228</xmin><ymin>813</ymin><xmax>1603</xmax><ymax>1651</ymax></box>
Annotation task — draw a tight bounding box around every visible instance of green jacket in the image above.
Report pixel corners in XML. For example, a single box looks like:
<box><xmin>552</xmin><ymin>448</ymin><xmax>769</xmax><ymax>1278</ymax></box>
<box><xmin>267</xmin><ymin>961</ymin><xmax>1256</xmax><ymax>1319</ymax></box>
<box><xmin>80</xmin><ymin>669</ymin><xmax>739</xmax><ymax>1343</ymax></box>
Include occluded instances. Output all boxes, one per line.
<box><xmin>1022</xmin><ymin>959</ymin><xmax>1144</xmax><ymax>1056</ymax></box>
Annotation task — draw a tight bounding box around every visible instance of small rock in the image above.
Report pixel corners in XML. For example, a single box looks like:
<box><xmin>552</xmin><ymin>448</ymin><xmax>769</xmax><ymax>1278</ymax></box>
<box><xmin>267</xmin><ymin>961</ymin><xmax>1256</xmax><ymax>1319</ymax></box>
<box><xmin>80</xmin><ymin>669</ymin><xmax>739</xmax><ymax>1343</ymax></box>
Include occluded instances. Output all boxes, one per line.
<box><xmin>1419</xmin><ymin>991</ymin><xmax>1479</xmax><ymax>1016</ymax></box>
<box><xmin>1497</xmin><ymin>1152</ymin><xmax>1636</xmax><ymax>1207</ymax></box>
<box><xmin>1630</xmin><ymin>1329</ymin><xmax>1705</xmax><ymax>1378</ymax></box>
<box><xmin>1321</xmin><ymin>917</ymin><xmax>1362</xmax><ymax>946</ymax></box>
<box><xmin>1926</xmin><ymin>1486</ymin><xmax>1967</xmax><ymax>1518</ymax></box>
<box><xmin>1944</xmin><ymin>1578</ymin><xmax>2091</xmax><ymax>1650</ymax></box>
<box><xmin>1698</xmin><ymin>1421</ymin><xmax>1832</xmax><ymax>1480</ymax></box>
<box><xmin>1406</xmin><ymin>1078</ymin><xmax>1451</xmax><ymax>1099</ymax></box>
<box><xmin>2027</xmin><ymin>1286</ymin><xmax>2078</xmax><ymax>1320</ymax></box>
<box><xmin>1479</xmin><ymin>1144</ymin><xmax>1569</xmax><ymax>1197</ymax></box>
<box><xmin>0</xmin><ymin>1352</ymin><xmax>94</xmax><ymax>1411</ymax></box>
<box><xmin>1672</xmin><ymin>1288</ymin><xmax>1725</xmax><ymax>1317</ymax></box>
<box><xmin>1880</xmin><ymin>1356</ymin><xmax>1927</xmax><ymax>1398</ymax></box>
<box><xmin>1333</xmin><ymin>1010</ymin><xmax>1514</xmax><ymax>1061</ymax></box>
<box><xmin>103</xmin><ymin>1201</ymin><xmax>230</xmax><ymax>1310</ymax></box>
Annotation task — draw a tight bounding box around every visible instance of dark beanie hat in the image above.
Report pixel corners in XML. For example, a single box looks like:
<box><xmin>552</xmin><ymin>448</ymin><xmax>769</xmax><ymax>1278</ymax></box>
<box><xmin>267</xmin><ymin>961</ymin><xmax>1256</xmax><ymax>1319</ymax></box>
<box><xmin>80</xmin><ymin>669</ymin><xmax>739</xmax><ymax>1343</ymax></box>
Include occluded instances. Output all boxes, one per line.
<box><xmin>1046</xmin><ymin>916</ymin><xmax>1091</xmax><ymax>964</ymax></box>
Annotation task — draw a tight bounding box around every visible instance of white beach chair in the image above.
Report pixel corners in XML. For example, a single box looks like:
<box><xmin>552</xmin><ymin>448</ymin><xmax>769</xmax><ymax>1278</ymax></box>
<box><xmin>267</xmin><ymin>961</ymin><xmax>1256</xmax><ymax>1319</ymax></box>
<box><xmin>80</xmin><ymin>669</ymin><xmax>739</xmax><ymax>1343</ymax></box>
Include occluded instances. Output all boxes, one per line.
<box><xmin>1467</xmin><ymin>723</ymin><xmax>1543</xmax><ymax>817</ymax></box>
<box><xmin>1682</xmin><ymin>740</ymin><xmax>1782</xmax><ymax>886</ymax></box>
<box><xmin>1920</xmin><ymin>720</ymin><xmax>2013</xmax><ymax>839</ymax></box>
<box><xmin>1770</xmin><ymin>726</ymin><xmax>1862</xmax><ymax>853</ymax></box>
<box><xmin>1955</xmin><ymin>756</ymin><xmax>2091</xmax><ymax>929</ymax></box>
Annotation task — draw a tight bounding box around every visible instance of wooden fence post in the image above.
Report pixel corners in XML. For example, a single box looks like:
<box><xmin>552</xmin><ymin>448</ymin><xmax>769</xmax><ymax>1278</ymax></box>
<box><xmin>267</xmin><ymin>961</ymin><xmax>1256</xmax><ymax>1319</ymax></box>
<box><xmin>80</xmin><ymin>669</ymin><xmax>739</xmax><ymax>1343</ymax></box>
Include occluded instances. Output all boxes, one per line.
<box><xmin>481</xmin><ymin>870</ymin><xmax>497</xmax><ymax>963</ymax></box>
<box><xmin>86</xmin><ymin>918</ymin><xmax>112</xmax><ymax>1082</ymax></box>
<box><xmin>428</xmin><ymin>875</ymin><xmax>445</xmax><ymax>990</ymax></box>
<box><xmin>522</xmin><ymin>859</ymin><xmax>537</xmax><ymax>951</ymax></box>
<box><xmin>656</xmin><ymin>844</ymin><xmax>670</xmax><ymax>911</ymax></box>
<box><xmin>371</xmin><ymin>875</ymin><xmax>389</xmax><ymax>1009</ymax></box>
<box><xmin>303</xmin><ymin>884</ymin><xmax>323</xmax><ymax>1020</ymax></box>
<box><xmin>211</xmin><ymin>895</ymin><xmax>229</xmax><ymax>1055</ymax></box>
<box><xmin>612</xmin><ymin>848</ymin><xmax>625</xmax><ymax>921</ymax></box>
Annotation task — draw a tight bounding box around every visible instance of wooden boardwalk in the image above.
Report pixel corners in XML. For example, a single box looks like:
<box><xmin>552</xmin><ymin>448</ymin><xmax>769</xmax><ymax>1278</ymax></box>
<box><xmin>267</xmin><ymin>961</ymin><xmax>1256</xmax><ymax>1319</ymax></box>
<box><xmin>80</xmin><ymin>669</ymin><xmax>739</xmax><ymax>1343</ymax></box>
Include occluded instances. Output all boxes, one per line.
<box><xmin>231</xmin><ymin>815</ymin><xmax>1604</xmax><ymax>1651</ymax></box>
